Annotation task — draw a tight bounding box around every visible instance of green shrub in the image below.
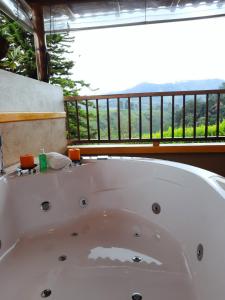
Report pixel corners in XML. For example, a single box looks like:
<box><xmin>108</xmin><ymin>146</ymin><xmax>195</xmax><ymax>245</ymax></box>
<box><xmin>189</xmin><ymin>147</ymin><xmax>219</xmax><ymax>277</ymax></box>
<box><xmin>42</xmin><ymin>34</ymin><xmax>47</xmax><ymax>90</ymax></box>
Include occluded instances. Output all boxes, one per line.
<box><xmin>142</xmin><ymin>119</ymin><xmax>225</xmax><ymax>139</ymax></box>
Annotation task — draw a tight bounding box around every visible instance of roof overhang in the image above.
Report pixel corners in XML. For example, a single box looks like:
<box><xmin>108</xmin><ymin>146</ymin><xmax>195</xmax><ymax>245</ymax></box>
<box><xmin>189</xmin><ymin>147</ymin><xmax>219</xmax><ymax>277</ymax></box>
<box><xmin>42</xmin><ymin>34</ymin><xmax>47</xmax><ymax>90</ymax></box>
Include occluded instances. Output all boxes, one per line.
<box><xmin>0</xmin><ymin>0</ymin><xmax>33</xmax><ymax>31</ymax></box>
<box><xmin>1</xmin><ymin>0</ymin><xmax>225</xmax><ymax>33</ymax></box>
<box><xmin>28</xmin><ymin>0</ymin><xmax>225</xmax><ymax>33</ymax></box>
<box><xmin>1</xmin><ymin>0</ymin><xmax>225</xmax><ymax>82</ymax></box>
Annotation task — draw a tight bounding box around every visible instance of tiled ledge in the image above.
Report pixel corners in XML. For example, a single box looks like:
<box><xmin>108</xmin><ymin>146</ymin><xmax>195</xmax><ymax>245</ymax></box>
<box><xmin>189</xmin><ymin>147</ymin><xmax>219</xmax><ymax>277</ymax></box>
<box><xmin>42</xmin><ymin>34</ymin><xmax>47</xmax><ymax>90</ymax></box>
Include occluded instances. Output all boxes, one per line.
<box><xmin>0</xmin><ymin>112</ymin><xmax>66</xmax><ymax>123</ymax></box>
<box><xmin>68</xmin><ymin>143</ymin><xmax>225</xmax><ymax>155</ymax></box>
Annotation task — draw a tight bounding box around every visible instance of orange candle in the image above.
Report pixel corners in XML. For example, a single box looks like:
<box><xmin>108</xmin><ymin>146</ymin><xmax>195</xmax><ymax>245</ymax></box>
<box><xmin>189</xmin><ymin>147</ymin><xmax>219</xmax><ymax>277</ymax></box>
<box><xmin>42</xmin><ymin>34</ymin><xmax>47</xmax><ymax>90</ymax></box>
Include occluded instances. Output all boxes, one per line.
<box><xmin>68</xmin><ymin>148</ymin><xmax>80</xmax><ymax>161</ymax></box>
<box><xmin>20</xmin><ymin>154</ymin><xmax>35</xmax><ymax>169</ymax></box>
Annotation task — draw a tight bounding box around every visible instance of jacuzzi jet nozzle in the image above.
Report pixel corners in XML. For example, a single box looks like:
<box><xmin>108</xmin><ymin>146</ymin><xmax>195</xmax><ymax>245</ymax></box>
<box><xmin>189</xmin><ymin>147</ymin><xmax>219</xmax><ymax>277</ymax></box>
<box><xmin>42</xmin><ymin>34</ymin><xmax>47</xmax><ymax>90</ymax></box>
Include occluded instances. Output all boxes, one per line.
<box><xmin>58</xmin><ymin>255</ymin><xmax>67</xmax><ymax>261</ymax></box>
<box><xmin>132</xmin><ymin>292</ymin><xmax>142</xmax><ymax>300</ymax></box>
<box><xmin>41</xmin><ymin>289</ymin><xmax>52</xmax><ymax>298</ymax></box>
<box><xmin>132</xmin><ymin>256</ymin><xmax>142</xmax><ymax>263</ymax></box>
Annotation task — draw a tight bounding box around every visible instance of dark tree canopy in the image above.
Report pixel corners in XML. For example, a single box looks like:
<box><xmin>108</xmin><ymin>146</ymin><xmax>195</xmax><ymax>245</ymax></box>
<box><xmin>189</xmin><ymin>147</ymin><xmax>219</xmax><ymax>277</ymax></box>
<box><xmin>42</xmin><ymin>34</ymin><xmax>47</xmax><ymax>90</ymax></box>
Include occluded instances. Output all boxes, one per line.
<box><xmin>0</xmin><ymin>13</ymin><xmax>89</xmax><ymax>96</ymax></box>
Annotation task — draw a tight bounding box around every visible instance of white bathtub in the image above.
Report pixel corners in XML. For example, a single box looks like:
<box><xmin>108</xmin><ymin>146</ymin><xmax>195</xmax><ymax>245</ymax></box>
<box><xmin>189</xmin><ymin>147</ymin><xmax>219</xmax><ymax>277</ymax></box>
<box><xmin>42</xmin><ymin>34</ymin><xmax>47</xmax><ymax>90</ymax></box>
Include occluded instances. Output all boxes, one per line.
<box><xmin>0</xmin><ymin>157</ymin><xmax>225</xmax><ymax>300</ymax></box>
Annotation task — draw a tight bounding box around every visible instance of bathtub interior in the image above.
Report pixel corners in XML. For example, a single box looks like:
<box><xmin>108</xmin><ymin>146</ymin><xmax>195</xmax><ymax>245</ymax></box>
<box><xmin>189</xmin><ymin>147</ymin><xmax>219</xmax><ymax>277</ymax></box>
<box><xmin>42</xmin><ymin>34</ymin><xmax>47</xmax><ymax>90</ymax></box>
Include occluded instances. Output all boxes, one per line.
<box><xmin>0</xmin><ymin>158</ymin><xmax>225</xmax><ymax>300</ymax></box>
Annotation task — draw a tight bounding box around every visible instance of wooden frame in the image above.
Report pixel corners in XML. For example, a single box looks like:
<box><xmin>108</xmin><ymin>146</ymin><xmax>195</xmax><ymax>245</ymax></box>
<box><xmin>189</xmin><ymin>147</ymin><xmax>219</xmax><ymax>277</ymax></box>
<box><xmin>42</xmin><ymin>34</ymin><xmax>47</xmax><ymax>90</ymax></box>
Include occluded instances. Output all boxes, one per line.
<box><xmin>0</xmin><ymin>112</ymin><xmax>66</xmax><ymax>123</ymax></box>
<box><xmin>68</xmin><ymin>143</ymin><xmax>225</xmax><ymax>155</ymax></box>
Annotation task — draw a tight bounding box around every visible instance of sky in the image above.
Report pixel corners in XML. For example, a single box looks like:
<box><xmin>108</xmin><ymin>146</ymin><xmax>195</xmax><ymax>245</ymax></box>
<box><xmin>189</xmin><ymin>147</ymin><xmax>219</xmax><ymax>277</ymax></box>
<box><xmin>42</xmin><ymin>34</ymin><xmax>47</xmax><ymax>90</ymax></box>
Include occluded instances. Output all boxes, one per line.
<box><xmin>69</xmin><ymin>17</ymin><xmax>225</xmax><ymax>95</ymax></box>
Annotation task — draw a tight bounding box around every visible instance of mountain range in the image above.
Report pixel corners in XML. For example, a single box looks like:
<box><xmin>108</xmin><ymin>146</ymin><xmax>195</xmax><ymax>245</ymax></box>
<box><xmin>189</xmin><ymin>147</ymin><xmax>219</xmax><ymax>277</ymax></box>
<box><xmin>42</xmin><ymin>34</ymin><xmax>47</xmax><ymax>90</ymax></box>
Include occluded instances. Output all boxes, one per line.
<box><xmin>115</xmin><ymin>79</ymin><xmax>224</xmax><ymax>94</ymax></box>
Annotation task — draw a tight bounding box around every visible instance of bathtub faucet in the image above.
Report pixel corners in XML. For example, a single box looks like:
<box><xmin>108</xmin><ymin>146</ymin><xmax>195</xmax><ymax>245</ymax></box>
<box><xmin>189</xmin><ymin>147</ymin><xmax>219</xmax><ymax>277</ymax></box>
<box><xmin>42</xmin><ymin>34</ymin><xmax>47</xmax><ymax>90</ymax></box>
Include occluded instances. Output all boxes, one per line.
<box><xmin>0</xmin><ymin>135</ymin><xmax>5</xmax><ymax>175</ymax></box>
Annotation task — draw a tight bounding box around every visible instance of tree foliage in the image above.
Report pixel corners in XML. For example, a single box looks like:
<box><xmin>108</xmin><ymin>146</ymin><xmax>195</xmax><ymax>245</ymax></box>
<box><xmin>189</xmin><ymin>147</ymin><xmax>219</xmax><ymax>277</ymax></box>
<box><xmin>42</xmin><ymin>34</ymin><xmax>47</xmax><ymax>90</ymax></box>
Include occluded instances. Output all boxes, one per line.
<box><xmin>174</xmin><ymin>90</ymin><xmax>225</xmax><ymax>128</ymax></box>
<box><xmin>0</xmin><ymin>12</ymin><xmax>89</xmax><ymax>96</ymax></box>
<box><xmin>46</xmin><ymin>33</ymin><xmax>90</xmax><ymax>96</ymax></box>
<box><xmin>0</xmin><ymin>13</ymin><xmax>36</xmax><ymax>78</ymax></box>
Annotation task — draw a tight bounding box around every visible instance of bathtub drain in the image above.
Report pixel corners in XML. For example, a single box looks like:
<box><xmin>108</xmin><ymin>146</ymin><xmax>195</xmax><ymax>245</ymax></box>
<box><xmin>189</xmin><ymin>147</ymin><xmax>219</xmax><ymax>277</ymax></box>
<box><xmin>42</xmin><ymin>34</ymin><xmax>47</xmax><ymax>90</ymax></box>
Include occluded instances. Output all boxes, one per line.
<box><xmin>41</xmin><ymin>289</ymin><xmax>51</xmax><ymax>298</ymax></box>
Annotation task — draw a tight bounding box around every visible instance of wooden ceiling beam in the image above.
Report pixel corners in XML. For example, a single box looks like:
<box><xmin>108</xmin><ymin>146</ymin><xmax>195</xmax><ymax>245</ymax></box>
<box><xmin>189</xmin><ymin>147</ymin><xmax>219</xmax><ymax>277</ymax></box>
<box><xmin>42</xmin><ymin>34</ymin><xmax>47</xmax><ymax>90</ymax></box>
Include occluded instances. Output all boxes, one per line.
<box><xmin>31</xmin><ymin>3</ymin><xmax>49</xmax><ymax>82</ymax></box>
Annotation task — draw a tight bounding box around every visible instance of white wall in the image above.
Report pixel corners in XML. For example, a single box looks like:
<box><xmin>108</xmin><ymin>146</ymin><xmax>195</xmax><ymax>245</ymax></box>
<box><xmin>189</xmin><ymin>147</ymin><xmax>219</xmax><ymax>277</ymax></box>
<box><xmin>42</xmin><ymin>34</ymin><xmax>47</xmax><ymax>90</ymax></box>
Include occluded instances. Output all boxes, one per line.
<box><xmin>0</xmin><ymin>70</ymin><xmax>63</xmax><ymax>112</ymax></box>
<box><xmin>0</xmin><ymin>70</ymin><xmax>67</xmax><ymax>166</ymax></box>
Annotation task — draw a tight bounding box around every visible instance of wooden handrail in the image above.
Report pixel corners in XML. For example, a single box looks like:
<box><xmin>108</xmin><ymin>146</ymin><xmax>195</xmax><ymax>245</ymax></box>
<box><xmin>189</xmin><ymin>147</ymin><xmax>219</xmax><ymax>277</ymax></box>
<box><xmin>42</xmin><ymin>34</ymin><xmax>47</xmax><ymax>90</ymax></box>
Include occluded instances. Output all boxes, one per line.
<box><xmin>64</xmin><ymin>89</ymin><xmax>225</xmax><ymax>101</ymax></box>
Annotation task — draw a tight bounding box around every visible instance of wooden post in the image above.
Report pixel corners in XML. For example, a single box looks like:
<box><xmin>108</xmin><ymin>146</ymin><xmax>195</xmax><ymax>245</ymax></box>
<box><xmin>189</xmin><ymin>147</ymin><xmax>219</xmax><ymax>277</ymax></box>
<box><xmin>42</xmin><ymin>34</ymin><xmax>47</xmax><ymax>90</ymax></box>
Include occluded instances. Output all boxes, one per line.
<box><xmin>31</xmin><ymin>4</ymin><xmax>48</xmax><ymax>82</ymax></box>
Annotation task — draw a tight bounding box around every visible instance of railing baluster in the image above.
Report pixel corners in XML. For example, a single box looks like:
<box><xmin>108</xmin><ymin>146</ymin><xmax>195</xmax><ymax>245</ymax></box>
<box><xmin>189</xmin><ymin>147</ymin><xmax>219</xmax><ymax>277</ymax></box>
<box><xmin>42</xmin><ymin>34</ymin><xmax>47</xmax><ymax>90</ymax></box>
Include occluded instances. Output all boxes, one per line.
<box><xmin>85</xmin><ymin>99</ymin><xmax>90</xmax><ymax>140</ymax></box>
<box><xmin>161</xmin><ymin>96</ymin><xmax>163</xmax><ymax>139</ymax></box>
<box><xmin>193</xmin><ymin>94</ymin><xmax>197</xmax><ymax>138</ymax></box>
<box><xmin>75</xmin><ymin>100</ymin><xmax>80</xmax><ymax>141</ymax></box>
<box><xmin>96</xmin><ymin>99</ymin><xmax>100</xmax><ymax>141</ymax></box>
<box><xmin>117</xmin><ymin>98</ymin><xmax>121</xmax><ymax>140</ymax></box>
<box><xmin>139</xmin><ymin>97</ymin><xmax>142</xmax><ymax>140</ymax></box>
<box><xmin>64</xmin><ymin>89</ymin><xmax>225</xmax><ymax>144</ymax></box>
<box><xmin>65</xmin><ymin>101</ymin><xmax>71</xmax><ymax>140</ymax></box>
<box><xmin>205</xmin><ymin>94</ymin><xmax>209</xmax><ymax>138</ymax></box>
<box><xmin>150</xmin><ymin>96</ymin><xmax>152</xmax><ymax>139</ymax></box>
<box><xmin>216</xmin><ymin>93</ymin><xmax>220</xmax><ymax>137</ymax></box>
<box><xmin>107</xmin><ymin>98</ymin><xmax>111</xmax><ymax>141</ymax></box>
<box><xmin>172</xmin><ymin>95</ymin><xmax>175</xmax><ymax>139</ymax></box>
<box><xmin>128</xmin><ymin>97</ymin><xmax>131</xmax><ymax>140</ymax></box>
<box><xmin>183</xmin><ymin>95</ymin><xmax>186</xmax><ymax>139</ymax></box>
